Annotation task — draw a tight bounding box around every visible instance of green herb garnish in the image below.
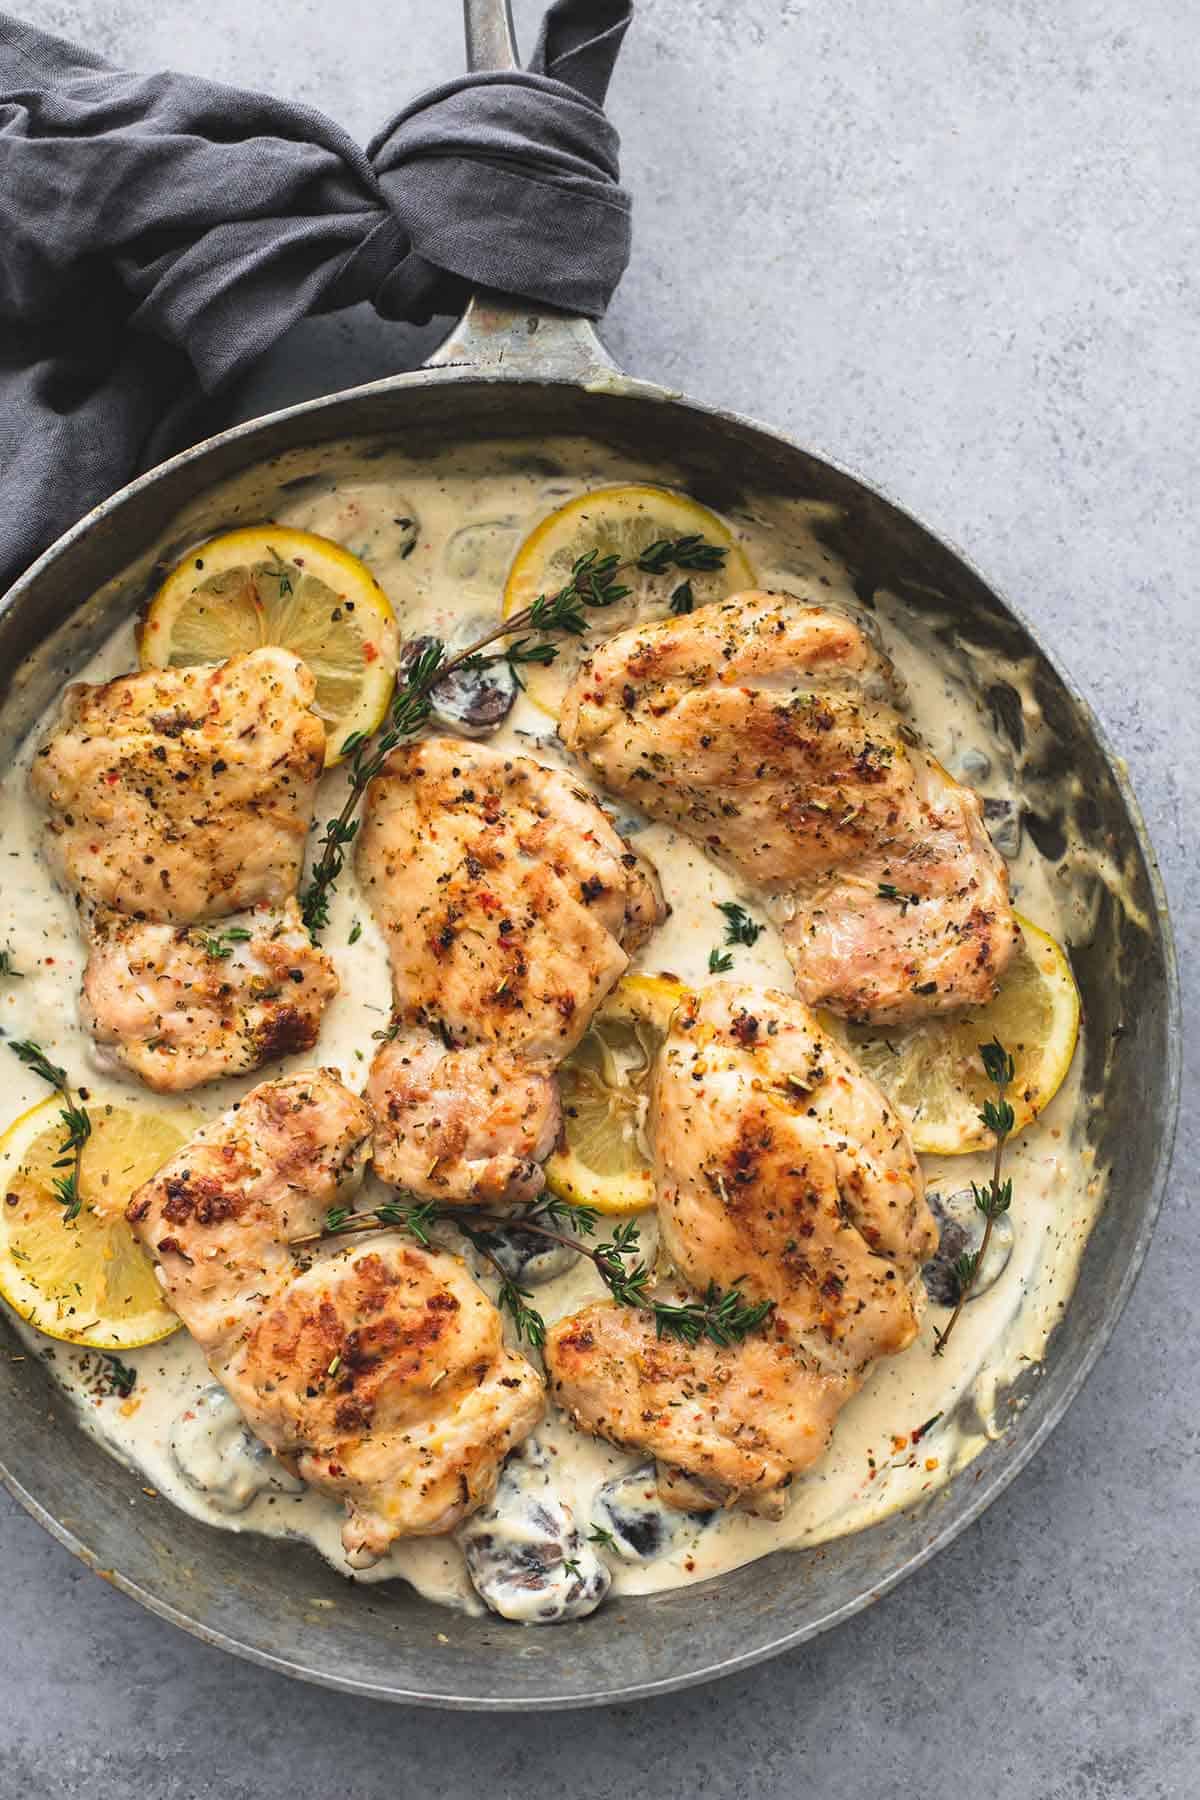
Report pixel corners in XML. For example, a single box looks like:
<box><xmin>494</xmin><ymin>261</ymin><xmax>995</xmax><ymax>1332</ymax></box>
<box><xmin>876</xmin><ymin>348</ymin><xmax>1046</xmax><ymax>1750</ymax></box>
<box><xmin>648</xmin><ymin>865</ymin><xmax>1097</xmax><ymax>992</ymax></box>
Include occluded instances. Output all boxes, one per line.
<box><xmin>7</xmin><ymin>1040</ymin><xmax>91</xmax><ymax>1222</ymax></box>
<box><xmin>715</xmin><ymin>901</ymin><xmax>763</xmax><ymax>948</ymax></box>
<box><xmin>933</xmin><ymin>1038</ymin><xmax>1015</xmax><ymax>1356</ymax></box>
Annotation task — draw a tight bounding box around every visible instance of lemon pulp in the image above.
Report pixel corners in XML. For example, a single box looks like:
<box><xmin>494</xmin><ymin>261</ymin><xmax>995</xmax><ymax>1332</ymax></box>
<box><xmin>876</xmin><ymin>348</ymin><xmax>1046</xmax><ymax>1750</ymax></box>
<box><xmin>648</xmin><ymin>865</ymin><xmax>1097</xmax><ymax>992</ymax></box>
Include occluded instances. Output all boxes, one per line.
<box><xmin>546</xmin><ymin>974</ymin><xmax>691</xmax><ymax>1215</ymax></box>
<box><xmin>0</xmin><ymin>1100</ymin><xmax>187</xmax><ymax>1349</ymax></box>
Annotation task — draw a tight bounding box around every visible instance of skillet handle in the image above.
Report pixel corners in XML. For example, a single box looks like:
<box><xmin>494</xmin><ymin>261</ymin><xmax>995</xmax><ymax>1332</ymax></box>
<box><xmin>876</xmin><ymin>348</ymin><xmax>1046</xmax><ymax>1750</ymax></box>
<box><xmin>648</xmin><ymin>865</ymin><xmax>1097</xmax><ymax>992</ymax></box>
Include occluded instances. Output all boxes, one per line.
<box><xmin>424</xmin><ymin>0</ymin><xmax>622</xmax><ymax>380</ymax></box>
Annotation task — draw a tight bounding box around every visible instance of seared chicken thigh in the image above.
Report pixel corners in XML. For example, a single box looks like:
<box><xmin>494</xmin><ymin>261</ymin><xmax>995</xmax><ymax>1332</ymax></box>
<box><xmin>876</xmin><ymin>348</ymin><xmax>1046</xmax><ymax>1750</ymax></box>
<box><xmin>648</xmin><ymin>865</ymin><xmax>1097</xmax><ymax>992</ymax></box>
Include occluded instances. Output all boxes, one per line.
<box><xmin>545</xmin><ymin>982</ymin><xmax>935</xmax><ymax>1510</ymax></box>
<box><xmin>32</xmin><ymin>650</ymin><xmax>337</xmax><ymax>1087</ymax></box>
<box><xmin>356</xmin><ymin>736</ymin><xmax>666</xmax><ymax>1205</ymax></box>
<box><xmin>546</xmin><ymin>1304</ymin><xmax>857</xmax><ymax>1510</ymax></box>
<box><xmin>33</xmin><ymin>649</ymin><xmax>325</xmax><ymax>921</ymax></box>
<box><xmin>83</xmin><ymin>899</ymin><xmax>338</xmax><ymax>1092</ymax></box>
<box><xmin>126</xmin><ymin>1071</ymin><xmax>543</xmax><ymax>1559</ymax></box>
<box><xmin>652</xmin><ymin>983</ymin><xmax>935</xmax><ymax>1370</ymax></box>
<box><xmin>559</xmin><ymin>591</ymin><xmax>1016</xmax><ymax>1023</ymax></box>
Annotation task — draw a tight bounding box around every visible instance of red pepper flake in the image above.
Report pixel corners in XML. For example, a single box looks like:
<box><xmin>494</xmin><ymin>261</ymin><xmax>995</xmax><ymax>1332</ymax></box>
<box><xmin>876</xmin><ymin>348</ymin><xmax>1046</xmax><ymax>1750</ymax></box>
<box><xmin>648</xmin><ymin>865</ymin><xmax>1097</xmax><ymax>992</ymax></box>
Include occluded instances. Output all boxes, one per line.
<box><xmin>364</xmin><ymin>643</ymin><xmax>379</xmax><ymax>662</ymax></box>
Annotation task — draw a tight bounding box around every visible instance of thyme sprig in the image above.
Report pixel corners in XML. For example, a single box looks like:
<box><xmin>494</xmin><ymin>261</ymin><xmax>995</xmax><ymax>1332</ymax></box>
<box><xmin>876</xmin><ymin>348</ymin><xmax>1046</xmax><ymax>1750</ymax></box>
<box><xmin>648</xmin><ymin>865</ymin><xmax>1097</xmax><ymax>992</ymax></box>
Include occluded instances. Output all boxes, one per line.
<box><xmin>7</xmin><ymin>1040</ymin><xmax>91</xmax><ymax>1223</ymax></box>
<box><xmin>296</xmin><ymin>1192</ymin><xmax>772</xmax><ymax>1352</ymax></box>
<box><xmin>932</xmin><ymin>1038</ymin><xmax>1015</xmax><ymax>1356</ymax></box>
<box><xmin>298</xmin><ymin>535</ymin><xmax>727</xmax><ymax>936</ymax></box>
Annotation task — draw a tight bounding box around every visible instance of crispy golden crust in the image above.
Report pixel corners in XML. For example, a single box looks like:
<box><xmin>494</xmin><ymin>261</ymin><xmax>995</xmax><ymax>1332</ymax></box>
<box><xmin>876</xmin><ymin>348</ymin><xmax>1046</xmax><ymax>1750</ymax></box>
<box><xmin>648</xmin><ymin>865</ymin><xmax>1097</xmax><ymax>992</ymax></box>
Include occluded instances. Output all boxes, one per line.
<box><xmin>653</xmin><ymin>983</ymin><xmax>936</xmax><ymax>1372</ymax></box>
<box><xmin>82</xmin><ymin>899</ymin><xmax>338</xmax><ymax>1091</ymax></box>
<box><xmin>357</xmin><ymin>736</ymin><xmax>665</xmax><ymax>1203</ymax></box>
<box><xmin>560</xmin><ymin>591</ymin><xmax>1017</xmax><ymax>1022</ymax></box>
<box><xmin>32</xmin><ymin>648</ymin><xmax>325</xmax><ymax>922</ymax></box>
<box><xmin>545</xmin><ymin>1302</ymin><xmax>857</xmax><ymax>1504</ymax></box>
<box><xmin>125</xmin><ymin>1070</ymin><xmax>543</xmax><ymax>1556</ymax></box>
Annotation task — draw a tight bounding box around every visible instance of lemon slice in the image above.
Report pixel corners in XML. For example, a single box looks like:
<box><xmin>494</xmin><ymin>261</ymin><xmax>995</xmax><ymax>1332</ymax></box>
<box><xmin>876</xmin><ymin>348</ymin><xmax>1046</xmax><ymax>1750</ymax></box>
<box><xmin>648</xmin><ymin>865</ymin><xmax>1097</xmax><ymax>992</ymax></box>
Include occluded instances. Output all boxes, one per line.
<box><xmin>0</xmin><ymin>1099</ymin><xmax>188</xmax><ymax>1349</ymax></box>
<box><xmin>503</xmin><ymin>485</ymin><xmax>756</xmax><ymax>717</ymax></box>
<box><xmin>840</xmin><ymin>916</ymin><xmax>1081</xmax><ymax>1155</ymax></box>
<box><xmin>139</xmin><ymin>526</ymin><xmax>400</xmax><ymax>766</ymax></box>
<box><xmin>546</xmin><ymin>974</ymin><xmax>691</xmax><ymax>1215</ymax></box>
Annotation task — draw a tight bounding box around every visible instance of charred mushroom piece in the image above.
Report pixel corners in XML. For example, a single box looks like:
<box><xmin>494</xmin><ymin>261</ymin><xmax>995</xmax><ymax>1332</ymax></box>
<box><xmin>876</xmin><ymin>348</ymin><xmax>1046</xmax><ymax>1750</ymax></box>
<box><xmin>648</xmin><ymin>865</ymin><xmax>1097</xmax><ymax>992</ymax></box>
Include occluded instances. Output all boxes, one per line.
<box><xmin>922</xmin><ymin>1187</ymin><xmax>1015</xmax><ymax>1307</ymax></box>
<box><xmin>458</xmin><ymin>1440</ymin><xmax>610</xmax><ymax>1623</ymax></box>
<box><xmin>983</xmin><ymin>796</ymin><xmax>1022</xmax><ymax>859</ymax></box>
<box><xmin>400</xmin><ymin>616</ymin><xmax>517</xmax><ymax>738</ymax></box>
<box><xmin>473</xmin><ymin>1215</ymin><xmax>583</xmax><ymax>1287</ymax></box>
<box><xmin>169</xmin><ymin>1385</ymin><xmax>303</xmax><ymax>1514</ymax></box>
<box><xmin>591</xmin><ymin>1465</ymin><xmax>713</xmax><ymax>1563</ymax></box>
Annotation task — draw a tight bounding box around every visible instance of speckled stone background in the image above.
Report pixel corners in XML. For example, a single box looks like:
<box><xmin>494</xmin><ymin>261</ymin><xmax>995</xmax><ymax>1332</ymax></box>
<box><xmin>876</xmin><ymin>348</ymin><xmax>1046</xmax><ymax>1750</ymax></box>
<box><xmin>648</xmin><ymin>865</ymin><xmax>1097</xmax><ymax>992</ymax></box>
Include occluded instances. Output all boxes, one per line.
<box><xmin>3</xmin><ymin>1</ymin><xmax>1196</xmax><ymax>1794</ymax></box>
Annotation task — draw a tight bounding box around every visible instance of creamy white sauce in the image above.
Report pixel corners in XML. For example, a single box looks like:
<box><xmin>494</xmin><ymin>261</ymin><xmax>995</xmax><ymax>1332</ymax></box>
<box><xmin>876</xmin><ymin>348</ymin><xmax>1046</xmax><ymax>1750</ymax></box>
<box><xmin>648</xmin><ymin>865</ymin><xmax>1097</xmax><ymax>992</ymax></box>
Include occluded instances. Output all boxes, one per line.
<box><xmin>0</xmin><ymin>438</ymin><xmax>1099</xmax><ymax>1619</ymax></box>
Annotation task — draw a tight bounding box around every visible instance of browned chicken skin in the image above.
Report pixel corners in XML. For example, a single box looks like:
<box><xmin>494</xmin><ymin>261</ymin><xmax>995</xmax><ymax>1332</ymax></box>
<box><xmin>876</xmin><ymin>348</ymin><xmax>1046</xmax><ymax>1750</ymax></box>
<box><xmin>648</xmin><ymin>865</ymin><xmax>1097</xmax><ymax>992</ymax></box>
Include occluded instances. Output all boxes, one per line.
<box><xmin>33</xmin><ymin>648</ymin><xmax>325</xmax><ymax>921</ymax></box>
<box><xmin>125</xmin><ymin>1071</ymin><xmax>543</xmax><ymax>1560</ymax></box>
<box><xmin>545</xmin><ymin>982</ymin><xmax>936</xmax><ymax>1510</ymax></box>
<box><xmin>356</xmin><ymin>736</ymin><xmax>666</xmax><ymax>1204</ymax></box>
<box><xmin>652</xmin><ymin>983</ymin><xmax>935</xmax><ymax>1371</ymax></box>
<box><xmin>31</xmin><ymin>650</ymin><xmax>337</xmax><ymax>1088</ymax></box>
<box><xmin>82</xmin><ymin>898</ymin><xmax>338</xmax><ymax>1092</ymax></box>
<box><xmin>546</xmin><ymin>1305</ymin><xmax>857</xmax><ymax>1511</ymax></box>
<box><xmin>559</xmin><ymin>591</ymin><xmax>1017</xmax><ymax>1023</ymax></box>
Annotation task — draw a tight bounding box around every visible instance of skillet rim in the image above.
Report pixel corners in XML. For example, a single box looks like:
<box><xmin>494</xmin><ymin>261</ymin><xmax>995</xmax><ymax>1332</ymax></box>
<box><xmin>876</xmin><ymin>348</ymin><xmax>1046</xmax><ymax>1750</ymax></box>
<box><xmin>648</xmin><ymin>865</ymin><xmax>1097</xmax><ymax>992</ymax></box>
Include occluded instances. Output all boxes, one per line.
<box><xmin>0</xmin><ymin>365</ymin><xmax>1181</xmax><ymax>1708</ymax></box>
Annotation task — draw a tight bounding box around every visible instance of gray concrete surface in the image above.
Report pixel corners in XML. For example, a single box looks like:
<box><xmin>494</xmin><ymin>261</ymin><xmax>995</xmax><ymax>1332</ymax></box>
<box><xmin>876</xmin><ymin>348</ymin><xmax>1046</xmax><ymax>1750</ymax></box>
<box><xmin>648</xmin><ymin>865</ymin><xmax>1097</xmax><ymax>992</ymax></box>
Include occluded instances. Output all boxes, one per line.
<box><xmin>5</xmin><ymin>1</ymin><xmax>1197</xmax><ymax>1794</ymax></box>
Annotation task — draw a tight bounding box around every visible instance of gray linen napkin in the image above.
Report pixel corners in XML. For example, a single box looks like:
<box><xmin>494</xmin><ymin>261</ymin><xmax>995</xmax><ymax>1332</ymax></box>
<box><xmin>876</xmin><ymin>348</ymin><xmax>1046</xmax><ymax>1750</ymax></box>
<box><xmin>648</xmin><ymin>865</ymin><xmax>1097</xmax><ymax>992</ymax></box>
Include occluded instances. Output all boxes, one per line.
<box><xmin>0</xmin><ymin>0</ymin><xmax>632</xmax><ymax>592</ymax></box>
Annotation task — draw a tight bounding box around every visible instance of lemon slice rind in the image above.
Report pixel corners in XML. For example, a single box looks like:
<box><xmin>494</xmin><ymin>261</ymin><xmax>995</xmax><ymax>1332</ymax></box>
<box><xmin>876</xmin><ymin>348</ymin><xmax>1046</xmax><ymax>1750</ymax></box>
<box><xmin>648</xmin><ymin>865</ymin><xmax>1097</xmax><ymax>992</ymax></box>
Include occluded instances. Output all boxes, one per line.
<box><xmin>545</xmin><ymin>973</ymin><xmax>691</xmax><ymax>1216</ymax></box>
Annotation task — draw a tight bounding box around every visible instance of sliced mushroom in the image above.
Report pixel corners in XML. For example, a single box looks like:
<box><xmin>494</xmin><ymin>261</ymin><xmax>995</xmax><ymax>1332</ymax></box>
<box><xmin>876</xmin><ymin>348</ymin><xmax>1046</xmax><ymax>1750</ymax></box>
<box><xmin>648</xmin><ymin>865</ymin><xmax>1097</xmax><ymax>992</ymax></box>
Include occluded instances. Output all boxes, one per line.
<box><xmin>399</xmin><ymin>616</ymin><xmax>517</xmax><ymax>738</ymax></box>
<box><xmin>169</xmin><ymin>1385</ymin><xmax>302</xmax><ymax>1514</ymax></box>
<box><xmin>922</xmin><ymin>1187</ymin><xmax>1015</xmax><ymax>1307</ymax></box>
<box><xmin>458</xmin><ymin>1441</ymin><xmax>610</xmax><ymax>1623</ymax></box>
<box><xmin>591</xmin><ymin>1465</ymin><xmax>713</xmax><ymax>1563</ymax></box>
<box><xmin>442</xmin><ymin>520</ymin><xmax>522</xmax><ymax>596</ymax></box>
<box><xmin>983</xmin><ymin>796</ymin><xmax>1022</xmax><ymax>860</ymax></box>
<box><xmin>473</xmin><ymin>1215</ymin><xmax>583</xmax><ymax>1287</ymax></box>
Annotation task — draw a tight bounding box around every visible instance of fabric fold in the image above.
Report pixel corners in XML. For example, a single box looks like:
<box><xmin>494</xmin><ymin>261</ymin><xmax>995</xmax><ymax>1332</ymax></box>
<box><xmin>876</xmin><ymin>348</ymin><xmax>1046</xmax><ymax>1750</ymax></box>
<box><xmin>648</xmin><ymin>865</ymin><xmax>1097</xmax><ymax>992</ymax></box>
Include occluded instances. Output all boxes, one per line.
<box><xmin>0</xmin><ymin>0</ymin><xmax>632</xmax><ymax>592</ymax></box>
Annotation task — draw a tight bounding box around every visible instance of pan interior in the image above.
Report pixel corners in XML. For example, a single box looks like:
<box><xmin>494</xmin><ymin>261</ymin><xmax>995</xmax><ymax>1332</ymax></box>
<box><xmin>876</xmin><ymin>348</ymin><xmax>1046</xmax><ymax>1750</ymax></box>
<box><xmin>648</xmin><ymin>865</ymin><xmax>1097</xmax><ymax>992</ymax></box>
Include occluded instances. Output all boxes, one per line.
<box><xmin>0</xmin><ymin>379</ymin><xmax>1176</xmax><ymax>1706</ymax></box>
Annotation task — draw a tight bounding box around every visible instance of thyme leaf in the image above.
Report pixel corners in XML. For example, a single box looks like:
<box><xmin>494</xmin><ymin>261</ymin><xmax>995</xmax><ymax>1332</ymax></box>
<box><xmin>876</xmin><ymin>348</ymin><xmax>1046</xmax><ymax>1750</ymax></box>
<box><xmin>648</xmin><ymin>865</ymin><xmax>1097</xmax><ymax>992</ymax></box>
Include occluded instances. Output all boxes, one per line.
<box><xmin>104</xmin><ymin>1354</ymin><xmax>137</xmax><ymax>1398</ymax></box>
<box><xmin>877</xmin><ymin>882</ymin><xmax>921</xmax><ymax>914</ymax></box>
<box><xmin>299</xmin><ymin>1193</ymin><xmax>774</xmax><ymax>1353</ymax></box>
<box><xmin>195</xmin><ymin>926</ymin><xmax>253</xmax><ymax>960</ymax></box>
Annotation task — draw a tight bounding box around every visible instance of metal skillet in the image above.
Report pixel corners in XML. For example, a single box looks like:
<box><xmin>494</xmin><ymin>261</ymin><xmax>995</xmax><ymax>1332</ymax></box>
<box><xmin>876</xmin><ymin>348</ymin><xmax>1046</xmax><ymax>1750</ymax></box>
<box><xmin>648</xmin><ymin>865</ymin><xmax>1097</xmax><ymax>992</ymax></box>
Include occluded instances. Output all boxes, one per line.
<box><xmin>0</xmin><ymin>0</ymin><xmax>1180</xmax><ymax>1710</ymax></box>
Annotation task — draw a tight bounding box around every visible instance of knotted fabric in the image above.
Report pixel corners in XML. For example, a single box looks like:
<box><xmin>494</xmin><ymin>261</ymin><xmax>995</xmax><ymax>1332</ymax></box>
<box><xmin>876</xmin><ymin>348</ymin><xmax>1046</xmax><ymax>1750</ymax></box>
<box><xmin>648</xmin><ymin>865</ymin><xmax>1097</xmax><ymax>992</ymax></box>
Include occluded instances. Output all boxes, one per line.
<box><xmin>0</xmin><ymin>1</ymin><xmax>632</xmax><ymax>592</ymax></box>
